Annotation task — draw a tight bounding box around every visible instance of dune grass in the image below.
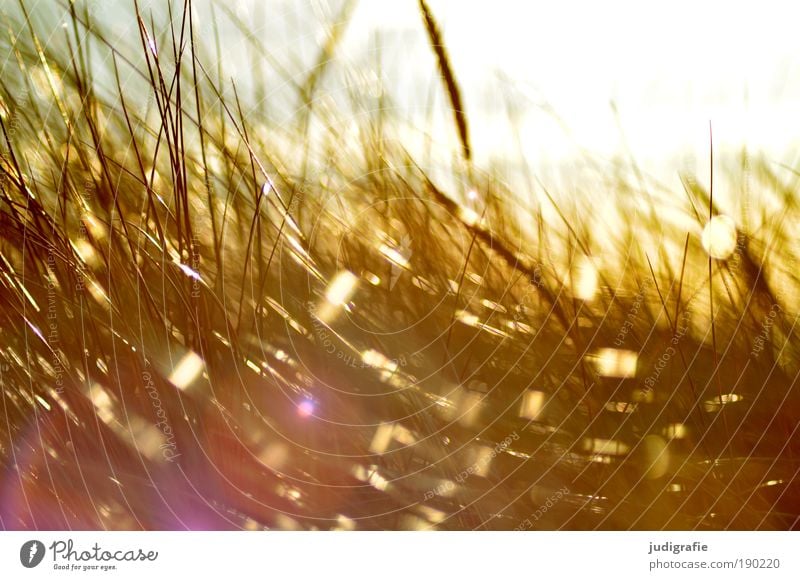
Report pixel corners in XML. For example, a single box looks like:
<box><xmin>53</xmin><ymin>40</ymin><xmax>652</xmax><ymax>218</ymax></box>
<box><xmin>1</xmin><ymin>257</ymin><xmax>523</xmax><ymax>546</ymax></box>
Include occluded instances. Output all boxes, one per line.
<box><xmin>0</xmin><ymin>0</ymin><xmax>798</xmax><ymax>530</ymax></box>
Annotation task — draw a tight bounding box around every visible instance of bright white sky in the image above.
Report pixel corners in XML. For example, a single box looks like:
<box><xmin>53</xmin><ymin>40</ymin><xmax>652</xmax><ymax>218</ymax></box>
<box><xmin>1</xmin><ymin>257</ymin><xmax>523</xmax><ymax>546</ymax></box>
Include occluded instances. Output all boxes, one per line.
<box><xmin>339</xmin><ymin>0</ymin><xmax>800</xmax><ymax>180</ymax></box>
<box><xmin>83</xmin><ymin>0</ymin><xmax>800</xmax><ymax>186</ymax></box>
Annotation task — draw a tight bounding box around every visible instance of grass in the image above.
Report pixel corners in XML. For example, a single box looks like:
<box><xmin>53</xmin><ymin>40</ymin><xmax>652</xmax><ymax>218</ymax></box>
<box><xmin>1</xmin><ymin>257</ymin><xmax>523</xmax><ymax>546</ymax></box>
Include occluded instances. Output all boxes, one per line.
<box><xmin>0</xmin><ymin>0</ymin><xmax>797</xmax><ymax>530</ymax></box>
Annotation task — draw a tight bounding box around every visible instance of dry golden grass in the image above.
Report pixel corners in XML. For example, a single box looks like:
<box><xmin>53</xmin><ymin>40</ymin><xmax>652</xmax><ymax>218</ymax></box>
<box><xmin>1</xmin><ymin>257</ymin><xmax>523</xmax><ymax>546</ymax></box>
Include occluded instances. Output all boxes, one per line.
<box><xmin>0</xmin><ymin>0</ymin><xmax>797</xmax><ymax>530</ymax></box>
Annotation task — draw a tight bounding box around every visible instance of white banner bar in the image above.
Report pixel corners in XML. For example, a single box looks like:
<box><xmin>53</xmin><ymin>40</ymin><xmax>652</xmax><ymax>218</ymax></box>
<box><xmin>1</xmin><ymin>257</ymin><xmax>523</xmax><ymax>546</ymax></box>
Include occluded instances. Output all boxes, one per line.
<box><xmin>0</xmin><ymin>531</ymin><xmax>797</xmax><ymax>578</ymax></box>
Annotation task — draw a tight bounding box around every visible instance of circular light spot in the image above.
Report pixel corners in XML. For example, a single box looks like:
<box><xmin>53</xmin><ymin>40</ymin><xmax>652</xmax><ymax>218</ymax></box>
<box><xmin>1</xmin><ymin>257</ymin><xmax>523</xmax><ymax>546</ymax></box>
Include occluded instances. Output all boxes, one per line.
<box><xmin>701</xmin><ymin>215</ymin><xmax>737</xmax><ymax>259</ymax></box>
<box><xmin>297</xmin><ymin>400</ymin><xmax>315</xmax><ymax>417</ymax></box>
<box><xmin>572</xmin><ymin>256</ymin><xmax>599</xmax><ymax>301</ymax></box>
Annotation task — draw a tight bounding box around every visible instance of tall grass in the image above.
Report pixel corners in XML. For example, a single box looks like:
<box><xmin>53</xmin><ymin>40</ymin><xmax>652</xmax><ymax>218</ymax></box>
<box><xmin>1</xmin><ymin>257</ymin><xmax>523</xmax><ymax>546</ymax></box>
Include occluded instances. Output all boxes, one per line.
<box><xmin>0</xmin><ymin>0</ymin><xmax>797</xmax><ymax>530</ymax></box>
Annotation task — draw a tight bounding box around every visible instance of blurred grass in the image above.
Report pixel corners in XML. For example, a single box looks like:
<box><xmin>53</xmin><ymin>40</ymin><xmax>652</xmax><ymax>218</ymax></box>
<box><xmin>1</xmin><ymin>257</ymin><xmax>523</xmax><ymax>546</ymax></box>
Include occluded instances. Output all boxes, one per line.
<box><xmin>0</xmin><ymin>0</ymin><xmax>798</xmax><ymax>530</ymax></box>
